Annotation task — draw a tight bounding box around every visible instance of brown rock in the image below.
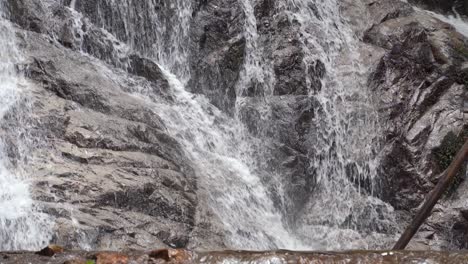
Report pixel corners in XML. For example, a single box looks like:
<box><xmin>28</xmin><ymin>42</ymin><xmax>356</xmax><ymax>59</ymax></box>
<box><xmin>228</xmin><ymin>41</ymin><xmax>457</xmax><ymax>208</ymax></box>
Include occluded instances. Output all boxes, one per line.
<box><xmin>36</xmin><ymin>245</ymin><xmax>64</xmax><ymax>257</ymax></box>
<box><xmin>148</xmin><ymin>249</ymin><xmax>191</xmax><ymax>263</ymax></box>
<box><xmin>63</xmin><ymin>259</ymin><xmax>86</xmax><ymax>264</ymax></box>
<box><xmin>149</xmin><ymin>249</ymin><xmax>170</xmax><ymax>261</ymax></box>
<box><xmin>94</xmin><ymin>252</ymin><xmax>128</xmax><ymax>264</ymax></box>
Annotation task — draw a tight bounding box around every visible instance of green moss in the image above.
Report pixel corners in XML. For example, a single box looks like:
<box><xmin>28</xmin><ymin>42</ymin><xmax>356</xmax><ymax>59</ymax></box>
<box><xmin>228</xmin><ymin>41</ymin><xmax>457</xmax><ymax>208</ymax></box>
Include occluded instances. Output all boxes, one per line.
<box><xmin>86</xmin><ymin>260</ymin><xmax>96</xmax><ymax>264</ymax></box>
<box><xmin>435</xmin><ymin>132</ymin><xmax>462</xmax><ymax>168</ymax></box>
<box><xmin>433</xmin><ymin>128</ymin><xmax>467</xmax><ymax>196</ymax></box>
<box><xmin>455</xmin><ymin>45</ymin><xmax>468</xmax><ymax>58</ymax></box>
<box><xmin>454</xmin><ymin>41</ymin><xmax>468</xmax><ymax>59</ymax></box>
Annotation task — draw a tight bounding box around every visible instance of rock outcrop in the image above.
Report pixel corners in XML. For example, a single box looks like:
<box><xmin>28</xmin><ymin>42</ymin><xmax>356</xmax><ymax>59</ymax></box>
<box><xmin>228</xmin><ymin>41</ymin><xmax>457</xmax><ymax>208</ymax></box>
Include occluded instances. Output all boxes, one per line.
<box><xmin>363</xmin><ymin>0</ymin><xmax>467</xmax><ymax>249</ymax></box>
<box><xmin>18</xmin><ymin>32</ymin><xmax>199</xmax><ymax>249</ymax></box>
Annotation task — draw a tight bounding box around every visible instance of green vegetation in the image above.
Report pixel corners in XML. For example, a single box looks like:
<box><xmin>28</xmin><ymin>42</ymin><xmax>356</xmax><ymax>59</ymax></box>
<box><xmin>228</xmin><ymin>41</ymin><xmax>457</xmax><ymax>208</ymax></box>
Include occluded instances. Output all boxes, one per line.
<box><xmin>86</xmin><ymin>260</ymin><xmax>95</xmax><ymax>264</ymax></box>
<box><xmin>455</xmin><ymin>45</ymin><xmax>468</xmax><ymax>58</ymax></box>
<box><xmin>433</xmin><ymin>128</ymin><xmax>467</xmax><ymax>196</ymax></box>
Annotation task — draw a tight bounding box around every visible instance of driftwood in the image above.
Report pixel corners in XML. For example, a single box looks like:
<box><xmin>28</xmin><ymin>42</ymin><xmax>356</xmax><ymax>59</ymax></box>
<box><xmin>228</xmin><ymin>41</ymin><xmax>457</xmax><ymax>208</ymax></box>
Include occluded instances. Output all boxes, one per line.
<box><xmin>393</xmin><ymin>139</ymin><xmax>468</xmax><ymax>250</ymax></box>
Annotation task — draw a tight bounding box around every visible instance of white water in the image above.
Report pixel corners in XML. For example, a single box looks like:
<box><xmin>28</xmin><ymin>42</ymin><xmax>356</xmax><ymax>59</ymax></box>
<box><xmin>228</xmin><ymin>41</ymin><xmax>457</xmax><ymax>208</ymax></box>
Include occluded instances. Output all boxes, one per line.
<box><xmin>0</xmin><ymin>2</ymin><xmax>52</xmax><ymax>250</ymax></box>
<box><xmin>280</xmin><ymin>1</ymin><xmax>396</xmax><ymax>249</ymax></box>
<box><xmin>152</xmin><ymin>66</ymin><xmax>304</xmax><ymax>249</ymax></box>
<box><xmin>426</xmin><ymin>9</ymin><xmax>468</xmax><ymax>38</ymax></box>
<box><xmin>225</xmin><ymin>0</ymin><xmax>396</xmax><ymax>250</ymax></box>
<box><xmin>60</xmin><ymin>0</ymin><xmax>300</xmax><ymax>250</ymax></box>
<box><xmin>142</xmin><ymin>0</ymin><xmax>396</xmax><ymax>250</ymax></box>
<box><xmin>70</xmin><ymin>0</ymin><xmax>77</xmax><ymax>10</ymax></box>
<box><xmin>124</xmin><ymin>0</ymin><xmax>303</xmax><ymax>249</ymax></box>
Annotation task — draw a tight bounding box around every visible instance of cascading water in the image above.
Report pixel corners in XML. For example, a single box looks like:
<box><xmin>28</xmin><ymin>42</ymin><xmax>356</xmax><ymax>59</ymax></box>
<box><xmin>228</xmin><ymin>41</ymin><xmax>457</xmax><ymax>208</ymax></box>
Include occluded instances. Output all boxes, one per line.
<box><xmin>422</xmin><ymin>8</ymin><xmax>468</xmax><ymax>38</ymax></box>
<box><xmin>58</xmin><ymin>0</ymin><xmax>400</xmax><ymax>251</ymax></box>
<box><xmin>149</xmin><ymin>0</ymin><xmax>397</xmax><ymax>250</ymax></box>
<box><xmin>0</xmin><ymin>1</ymin><xmax>52</xmax><ymax>250</ymax></box>
<box><xmin>275</xmin><ymin>1</ymin><xmax>397</xmax><ymax>249</ymax></box>
<box><xmin>65</xmin><ymin>0</ymin><xmax>304</xmax><ymax>250</ymax></box>
<box><xmin>225</xmin><ymin>0</ymin><xmax>397</xmax><ymax>249</ymax></box>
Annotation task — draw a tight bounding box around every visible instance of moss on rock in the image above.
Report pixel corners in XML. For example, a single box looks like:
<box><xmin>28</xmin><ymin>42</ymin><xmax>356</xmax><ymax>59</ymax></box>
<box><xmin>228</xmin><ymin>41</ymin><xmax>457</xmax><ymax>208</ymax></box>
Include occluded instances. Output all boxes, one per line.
<box><xmin>433</xmin><ymin>127</ymin><xmax>467</xmax><ymax>196</ymax></box>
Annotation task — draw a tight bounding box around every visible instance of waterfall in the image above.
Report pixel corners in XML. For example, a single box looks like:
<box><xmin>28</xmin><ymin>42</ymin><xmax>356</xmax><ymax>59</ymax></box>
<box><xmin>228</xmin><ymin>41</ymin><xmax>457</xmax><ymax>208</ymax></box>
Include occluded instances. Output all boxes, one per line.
<box><xmin>131</xmin><ymin>0</ymin><xmax>304</xmax><ymax>250</ymax></box>
<box><xmin>6</xmin><ymin>0</ymin><xmax>400</xmax><ymax>251</ymax></box>
<box><xmin>424</xmin><ymin>8</ymin><xmax>468</xmax><ymax>38</ymax></box>
<box><xmin>69</xmin><ymin>0</ymin><xmax>303</xmax><ymax>250</ymax></box>
<box><xmin>70</xmin><ymin>0</ymin><xmax>77</xmax><ymax>10</ymax></box>
<box><xmin>276</xmin><ymin>1</ymin><xmax>396</xmax><ymax>249</ymax></box>
<box><xmin>142</xmin><ymin>0</ymin><xmax>396</xmax><ymax>250</ymax></box>
<box><xmin>224</xmin><ymin>0</ymin><xmax>397</xmax><ymax>249</ymax></box>
<box><xmin>0</xmin><ymin>1</ymin><xmax>52</xmax><ymax>251</ymax></box>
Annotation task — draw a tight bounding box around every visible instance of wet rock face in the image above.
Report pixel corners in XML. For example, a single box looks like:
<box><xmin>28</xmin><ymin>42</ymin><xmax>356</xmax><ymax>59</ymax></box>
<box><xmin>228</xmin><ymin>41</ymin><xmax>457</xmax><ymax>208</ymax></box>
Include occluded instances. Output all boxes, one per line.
<box><xmin>365</xmin><ymin>2</ymin><xmax>466</xmax><ymax>212</ymax></box>
<box><xmin>1</xmin><ymin>25</ymin><xmax>199</xmax><ymax>249</ymax></box>
<box><xmin>188</xmin><ymin>0</ymin><xmax>328</xmax><ymax>218</ymax></box>
<box><xmin>2</xmin><ymin>0</ymin><xmax>228</xmax><ymax>251</ymax></box>
<box><xmin>363</xmin><ymin>0</ymin><xmax>467</xmax><ymax>249</ymax></box>
<box><xmin>187</xmin><ymin>0</ymin><xmax>246</xmax><ymax>114</ymax></box>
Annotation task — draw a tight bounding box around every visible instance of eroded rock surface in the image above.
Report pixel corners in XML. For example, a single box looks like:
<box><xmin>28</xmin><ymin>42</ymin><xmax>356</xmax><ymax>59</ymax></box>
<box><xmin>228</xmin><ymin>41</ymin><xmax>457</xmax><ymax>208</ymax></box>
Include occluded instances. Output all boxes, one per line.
<box><xmin>20</xmin><ymin>32</ymin><xmax>198</xmax><ymax>250</ymax></box>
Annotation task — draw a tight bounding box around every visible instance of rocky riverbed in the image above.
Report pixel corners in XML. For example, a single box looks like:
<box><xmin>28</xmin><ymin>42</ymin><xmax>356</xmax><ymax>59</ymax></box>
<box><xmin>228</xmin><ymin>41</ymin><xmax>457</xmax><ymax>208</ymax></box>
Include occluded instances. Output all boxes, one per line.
<box><xmin>3</xmin><ymin>247</ymin><xmax>468</xmax><ymax>264</ymax></box>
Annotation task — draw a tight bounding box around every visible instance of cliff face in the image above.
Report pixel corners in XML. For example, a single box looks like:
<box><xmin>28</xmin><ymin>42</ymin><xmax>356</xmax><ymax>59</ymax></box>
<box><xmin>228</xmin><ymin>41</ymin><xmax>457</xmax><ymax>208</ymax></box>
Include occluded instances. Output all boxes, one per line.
<box><xmin>0</xmin><ymin>0</ymin><xmax>466</xmax><ymax>251</ymax></box>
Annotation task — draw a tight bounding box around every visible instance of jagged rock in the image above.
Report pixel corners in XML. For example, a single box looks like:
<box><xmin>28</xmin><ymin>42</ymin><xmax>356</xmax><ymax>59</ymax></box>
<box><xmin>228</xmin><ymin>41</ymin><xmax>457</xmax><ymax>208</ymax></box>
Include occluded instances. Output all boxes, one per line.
<box><xmin>0</xmin><ymin>25</ymin><xmax>201</xmax><ymax>249</ymax></box>
<box><xmin>361</xmin><ymin>0</ymin><xmax>466</xmax><ymax>248</ymax></box>
<box><xmin>365</xmin><ymin>1</ymin><xmax>466</xmax><ymax>211</ymax></box>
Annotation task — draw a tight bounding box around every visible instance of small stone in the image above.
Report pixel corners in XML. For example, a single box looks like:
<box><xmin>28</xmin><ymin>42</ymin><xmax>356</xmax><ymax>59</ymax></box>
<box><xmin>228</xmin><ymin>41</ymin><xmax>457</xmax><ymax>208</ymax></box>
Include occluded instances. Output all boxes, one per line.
<box><xmin>63</xmin><ymin>259</ymin><xmax>86</xmax><ymax>264</ymax></box>
<box><xmin>36</xmin><ymin>245</ymin><xmax>65</xmax><ymax>257</ymax></box>
<box><xmin>148</xmin><ymin>249</ymin><xmax>170</xmax><ymax>261</ymax></box>
<box><xmin>94</xmin><ymin>252</ymin><xmax>128</xmax><ymax>264</ymax></box>
<box><xmin>148</xmin><ymin>249</ymin><xmax>191</xmax><ymax>262</ymax></box>
<box><xmin>168</xmin><ymin>249</ymin><xmax>191</xmax><ymax>262</ymax></box>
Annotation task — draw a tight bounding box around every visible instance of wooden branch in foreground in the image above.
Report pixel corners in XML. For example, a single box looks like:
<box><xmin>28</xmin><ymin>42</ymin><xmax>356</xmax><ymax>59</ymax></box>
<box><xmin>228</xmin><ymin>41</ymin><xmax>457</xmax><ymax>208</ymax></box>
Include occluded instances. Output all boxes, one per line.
<box><xmin>393</xmin><ymin>139</ymin><xmax>468</xmax><ymax>250</ymax></box>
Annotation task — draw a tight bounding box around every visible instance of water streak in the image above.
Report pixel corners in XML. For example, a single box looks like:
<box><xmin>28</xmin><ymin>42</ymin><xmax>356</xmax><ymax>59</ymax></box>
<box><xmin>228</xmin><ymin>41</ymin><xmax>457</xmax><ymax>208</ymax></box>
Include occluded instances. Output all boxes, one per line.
<box><xmin>0</xmin><ymin>1</ymin><xmax>52</xmax><ymax>250</ymax></box>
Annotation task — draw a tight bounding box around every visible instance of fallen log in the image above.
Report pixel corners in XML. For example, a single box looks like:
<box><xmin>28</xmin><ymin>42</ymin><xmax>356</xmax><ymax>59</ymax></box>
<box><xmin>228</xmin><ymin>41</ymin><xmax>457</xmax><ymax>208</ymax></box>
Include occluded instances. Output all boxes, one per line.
<box><xmin>393</xmin><ymin>139</ymin><xmax>468</xmax><ymax>250</ymax></box>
